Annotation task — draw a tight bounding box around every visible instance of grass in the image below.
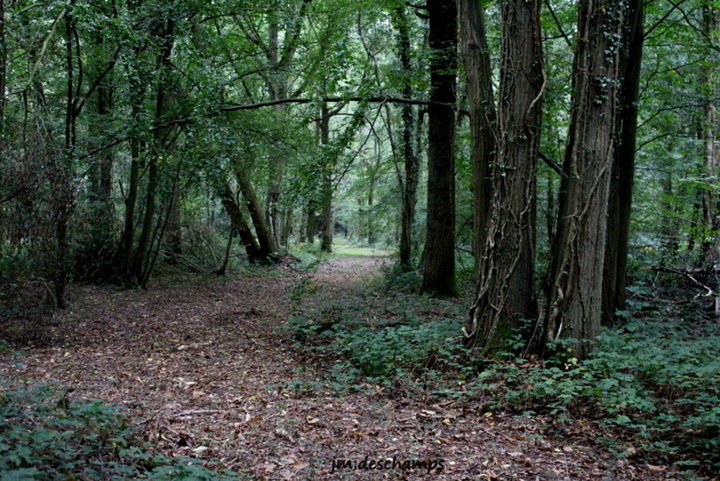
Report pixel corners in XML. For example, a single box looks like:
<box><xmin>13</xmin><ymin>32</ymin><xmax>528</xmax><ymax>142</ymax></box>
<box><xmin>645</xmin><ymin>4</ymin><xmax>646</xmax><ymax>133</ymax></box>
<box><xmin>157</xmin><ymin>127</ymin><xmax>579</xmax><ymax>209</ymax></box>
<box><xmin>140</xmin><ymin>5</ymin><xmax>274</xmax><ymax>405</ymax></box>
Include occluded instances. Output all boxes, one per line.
<box><xmin>330</xmin><ymin>237</ymin><xmax>390</xmax><ymax>257</ymax></box>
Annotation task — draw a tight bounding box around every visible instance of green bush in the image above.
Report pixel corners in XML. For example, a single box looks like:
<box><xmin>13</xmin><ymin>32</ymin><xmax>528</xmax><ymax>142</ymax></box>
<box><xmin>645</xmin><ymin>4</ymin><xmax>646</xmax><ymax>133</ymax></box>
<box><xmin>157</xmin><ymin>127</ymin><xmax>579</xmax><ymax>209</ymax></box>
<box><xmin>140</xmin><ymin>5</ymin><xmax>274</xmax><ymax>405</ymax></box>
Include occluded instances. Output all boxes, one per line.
<box><xmin>288</xmin><ymin>279</ymin><xmax>719</xmax><ymax>475</ymax></box>
<box><xmin>0</xmin><ymin>384</ymin><xmax>238</xmax><ymax>481</ymax></box>
<box><xmin>467</xmin><ymin>317</ymin><xmax>720</xmax><ymax>472</ymax></box>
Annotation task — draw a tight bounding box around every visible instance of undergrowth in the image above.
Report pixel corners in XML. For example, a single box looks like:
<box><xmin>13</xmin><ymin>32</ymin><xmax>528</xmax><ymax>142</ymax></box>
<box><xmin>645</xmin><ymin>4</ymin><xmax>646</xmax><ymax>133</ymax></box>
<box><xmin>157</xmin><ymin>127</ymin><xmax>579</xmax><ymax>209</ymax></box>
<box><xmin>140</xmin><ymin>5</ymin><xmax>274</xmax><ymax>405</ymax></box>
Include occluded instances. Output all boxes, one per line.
<box><xmin>0</xmin><ymin>383</ymin><xmax>239</xmax><ymax>481</ymax></box>
<box><xmin>287</xmin><ymin>267</ymin><xmax>720</xmax><ymax>476</ymax></box>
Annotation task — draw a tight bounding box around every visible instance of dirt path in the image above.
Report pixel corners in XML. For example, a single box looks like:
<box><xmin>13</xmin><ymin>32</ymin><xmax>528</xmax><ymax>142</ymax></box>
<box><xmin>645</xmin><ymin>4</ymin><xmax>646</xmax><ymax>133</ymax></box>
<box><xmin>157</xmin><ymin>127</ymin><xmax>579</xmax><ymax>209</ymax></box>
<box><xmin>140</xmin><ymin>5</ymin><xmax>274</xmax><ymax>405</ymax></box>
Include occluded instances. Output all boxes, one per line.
<box><xmin>0</xmin><ymin>257</ymin><xmax>688</xmax><ymax>480</ymax></box>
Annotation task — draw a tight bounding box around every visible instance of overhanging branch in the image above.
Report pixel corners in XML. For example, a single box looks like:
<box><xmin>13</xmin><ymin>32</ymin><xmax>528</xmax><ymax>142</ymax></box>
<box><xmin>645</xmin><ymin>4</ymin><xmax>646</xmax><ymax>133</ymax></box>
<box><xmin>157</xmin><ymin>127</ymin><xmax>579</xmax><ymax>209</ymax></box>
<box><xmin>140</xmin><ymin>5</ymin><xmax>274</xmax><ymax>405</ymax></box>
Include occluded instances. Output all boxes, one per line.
<box><xmin>82</xmin><ymin>95</ymin><xmax>467</xmax><ymax>159</ymax></box>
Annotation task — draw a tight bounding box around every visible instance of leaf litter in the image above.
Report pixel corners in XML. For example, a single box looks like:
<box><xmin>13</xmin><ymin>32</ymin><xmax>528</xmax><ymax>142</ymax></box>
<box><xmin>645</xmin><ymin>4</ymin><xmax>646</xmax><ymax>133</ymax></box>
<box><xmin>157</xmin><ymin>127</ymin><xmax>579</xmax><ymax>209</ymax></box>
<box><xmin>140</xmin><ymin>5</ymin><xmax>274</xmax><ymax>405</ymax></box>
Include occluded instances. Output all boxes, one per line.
<box><xmin>0</xmin><ymin>256</ymin><xmax>707</xmax><ymax>480</ymax></box>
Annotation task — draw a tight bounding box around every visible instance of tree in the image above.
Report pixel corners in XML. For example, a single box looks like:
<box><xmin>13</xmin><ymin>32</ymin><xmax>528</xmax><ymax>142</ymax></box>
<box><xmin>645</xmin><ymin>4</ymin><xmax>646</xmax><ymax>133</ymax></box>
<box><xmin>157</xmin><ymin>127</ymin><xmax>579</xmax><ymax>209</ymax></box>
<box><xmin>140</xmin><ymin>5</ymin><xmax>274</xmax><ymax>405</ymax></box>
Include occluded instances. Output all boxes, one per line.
<box><xmin>0</xmin><ymin>0</ymin><xmax>6</xmax><ymax>129</ymax></box>
<box><xmin>544</xmin><ymin>0</ymin><xmax>627</xmax><ymax>359</ymax></box>
<box><xmin>458</xmin><ymin>0</ymin><xmax>496</xmax><ymax>273</ymax></box>
<box><xmin>130</xmin><ymin>15</ymin><xmax>177</xmax><ymax>287</ymax></box>
<box><xmin>701</xmin><ymin>1</ymin><xmax>719</xmax><ymax>266</ymax></box>
<box><xmin>421</xmin><ymin>0</ymin><xmax>458</xmax><ymax>297</ymax></box>
<box><xmin>602</xmin><ymin>0</ymin><xmax>645</xmax><ymax>325</ymax></box>
<box><xmin>464</xmin><ymin>0</ymin><xmax>544</xmax><ymax>352</ymax></box>
<box><xmin>392</xmin><ymin>4</ymin><xmax>420</xmax><ymax>271</ymax></box>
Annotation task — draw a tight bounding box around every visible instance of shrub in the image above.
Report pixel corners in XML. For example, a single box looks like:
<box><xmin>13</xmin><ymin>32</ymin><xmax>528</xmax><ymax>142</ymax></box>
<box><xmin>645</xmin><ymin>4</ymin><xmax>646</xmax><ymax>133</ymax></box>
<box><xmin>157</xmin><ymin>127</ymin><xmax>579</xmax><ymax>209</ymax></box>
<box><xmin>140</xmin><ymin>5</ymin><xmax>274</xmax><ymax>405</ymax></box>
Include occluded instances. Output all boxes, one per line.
<box><xmin>0</xmin><ymin>384</ymin><xmax>238</xmax><ymax>481</ymax></box>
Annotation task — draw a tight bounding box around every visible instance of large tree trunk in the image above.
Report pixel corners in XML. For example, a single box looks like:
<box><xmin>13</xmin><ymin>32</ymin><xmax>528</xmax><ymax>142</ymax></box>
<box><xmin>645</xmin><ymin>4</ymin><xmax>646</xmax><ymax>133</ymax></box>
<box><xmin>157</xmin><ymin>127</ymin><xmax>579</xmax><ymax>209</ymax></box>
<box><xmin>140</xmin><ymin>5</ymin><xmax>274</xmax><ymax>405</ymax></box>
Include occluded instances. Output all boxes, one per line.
<box><xmin>319</xmin><ymin>103</ymin><xmax>334</xmax><ymax>253</ymax></box>
<box><xmin>132</xmin><ymin>18</ymin><xmax>175</xmax><ymax>286</ymax></box>
<box><xmin>544</xmin><ymin>0</ymin><xmax>626</xmax><ymax>359</ymax></box>
<box><xmin>219</xmin><ymin>184</ymin><xmax>261</xmax><ymax>262</ymax></box>
<box><xmin>602</xmin><ymin>0</ymin><xmax>644</xmax><ymax>326</ymax></box>
<box><xmin>54</xmin><ymin>2</ymin><xmax>78</xmax><ymax>308</ymax></box>
<box><xmin>0</xmin><ymin>0</ymin><xmax>6</xmax><ymax>129</ymax></box>
<box><xmin>459</xmin><ymin>0</ymin><xmax>496</xmax><ymax>275</ymax></box>
<box><xmin>236</xmin><ymin>167</ymin><xmax>278</xmax><ymax>259</ymax></box>
<box><xmin>701</xmin><ymin>2</ymin><xmax>719</xmax><ymax>265</ymax></box>
<box><xmin>464</xmin><ymin>0</ymin><xmax>543</xmax><ymax>352</ymax></box>
<box><xmin>264</xmin><ymin>13</ymin><xmax>286</xmax><ymax>245</ymax></box>
<box><xmin>700</xmin><ymin>1</ymin><xmax>720</xmax><ymax>312</ymax></box>
<box><xmin>393</xmin><ymin>5</ymin><xmax>419</xmax><ymax>271</ymax></box>
<box><xmin>119</xmin><ymin>44</ymin><xmax>146</xmax><ymax>281</ymax></box>
<box><xmin>88</xmin><ymin>32</ymin><xmax>115</xmax><ymax>238</ymax></box>
<box><xmin>421</xmin><ymin>0</ymin><xmax>458</xmax><ymax>297</ymax></box>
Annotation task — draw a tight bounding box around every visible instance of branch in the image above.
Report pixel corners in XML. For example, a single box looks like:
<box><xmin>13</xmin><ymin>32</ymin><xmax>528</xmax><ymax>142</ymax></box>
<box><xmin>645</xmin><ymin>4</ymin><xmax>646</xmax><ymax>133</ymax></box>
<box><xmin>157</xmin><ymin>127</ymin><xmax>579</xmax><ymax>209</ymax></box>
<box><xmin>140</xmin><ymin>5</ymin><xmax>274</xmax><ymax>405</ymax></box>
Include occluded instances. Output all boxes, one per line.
<box><xmin>81</xmin><ymin>96</ymin><xmax>466</xmax><ymax>159</ymax></box>
<box><xmin>544</xmin><ymin>0</ymin><xmax>573</xmax><ymax>48</ymax></box>
<box><xmin>74</xmin><ymin>45</ymin><xmax>122</xmax><ymax>116</ymax></box>
<box><xmin>643</xmin><ymin>0</ymin><xmax>688</xmax><ymax>40</ymax></box>
<box><xmin>539</xmin><ymin>151</ymin><xmax>563</xmax><ymax>176</ymax></box>
<box><xmin>665</xmin><ymin>0</ymin><xmax>720</xmax><ymax>52</ymax></box>
<box><xmin>648</xmin><ymin>265</ymin><xmax>715</xmax><ymax>297</ymax></box>
<box><xmin>155</xmin><ymin>96</ymin><xmax>464</xmax><ymax>131</ymax></box>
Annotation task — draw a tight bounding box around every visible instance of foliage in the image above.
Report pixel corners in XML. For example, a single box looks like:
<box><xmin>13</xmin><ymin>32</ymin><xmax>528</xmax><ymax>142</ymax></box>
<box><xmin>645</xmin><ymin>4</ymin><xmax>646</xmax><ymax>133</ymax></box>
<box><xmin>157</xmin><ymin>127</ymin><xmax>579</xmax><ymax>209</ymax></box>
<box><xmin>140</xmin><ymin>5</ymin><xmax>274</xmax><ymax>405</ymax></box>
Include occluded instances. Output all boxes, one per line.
<box><xmin>287</xmin><ymin>283</ymin><xmax>469</xmax><ymax>383</ymax></box>
<box><xmin>475</xmin><ymin>315</ymin><xmax>720</xmax><ymax>473</ymax></box>
<box><xmin>0</xmin><ymin>384</ymin><xmax>238</xmax><ymax>481</ymax></box>
<box><xmin>289</xmin><ymin>273</ymin><xmax>719</xmax><ymax>474</ymax></box>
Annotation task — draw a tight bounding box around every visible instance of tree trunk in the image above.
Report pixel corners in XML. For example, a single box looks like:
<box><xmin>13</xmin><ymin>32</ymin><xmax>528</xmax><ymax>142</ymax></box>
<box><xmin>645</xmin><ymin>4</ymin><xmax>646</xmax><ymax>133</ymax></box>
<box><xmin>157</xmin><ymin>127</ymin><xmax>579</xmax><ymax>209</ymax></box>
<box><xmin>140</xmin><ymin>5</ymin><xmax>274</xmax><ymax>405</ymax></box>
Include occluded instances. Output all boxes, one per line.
<box><xmin>0</xmin><ymin>0</ymin><xmax>6</xmax><ymax>129</ymax></box>
<box><xmin>264</xmin><ymin>13</ymin><xmax>285</xmax><ymax>245</ymax></box>
<box><xmin>367</xmin><ymin>178</ymin><xmax>375</xmax><ymax>245</ymax></box>
<box><xmin>464</xmin><ymin>0</ymin><xmax>543</xmax><ymax>352</ymax></box>
<box><xmin>459</xmin><ymin>0</ymin><xmax>496</xmax><ymax>276</ymax></box>
<box><xmin>421</xmin><ymin>0</ymin><xmax>458</xmax><ymax>297</ymax></box>
<box><xmin>544</xmin><ymin>0</ymin><xmax>626</xmax><ymax>359</ymax></box>
<box><xmin>319</xmin><ymin>103</ymin><xmax>334</xmax><ymax>253</ymax></box>
<box><xmin>89</xmin><ymin>37</ymin><xmax>115</xmax><ymax>228</ymax></box>
<box><xmin>164</xmin><ymin>188</ymin><xmax>182</xmax><ymax>263</ymax></box>
<box><xmin>219</xmin><ymin>184</ymin><xmax>261</xmax><ymax>262</ymax></box>
<box><xmin>259</xmin><ymin>2</ymin><xmax>311</xmax><ymax>245</ymax></box>
<box><xmin>97</xmin><ymin>82</ymin><xmax>114</xmax><ymax>217</ymax></box>
<box><xmin>119</xmin><ymin>44</ymin><xmax>146</xmax><ymax>281</ymax></box>
<box><xmin>236</xmin><ymin>167</ymin><xmax>278</xmax><ymax>259</ymax></box>
<box><xmin>280</xmin><ymin>206</ymin><xmax>292</xmax><ymax>249</ymax></box>
<box><xmin>701</xmin><ymin>2</ymin><xmax>719</xmax><ymax>266</ymax></box>
<box><xmin>659</xmin><ymin>171</ymin><xmax>679</xmax><ymax>266</ymax></box>
<box><xmin>132</xmin><ymin>18</ymin><xmax>175</xmax><ymax>285</ymax></box>
<box><xmin>305</xmin><ymin>202</ymin><xmax>317</xmax><ymax>244</ymax></box>
<box><xmin>393</xmin><ymin>5</ymin><xmax>419</xmax><ymax>270</ymax></box>
<box><xmin>55</xmin><ymin>2</ymin><xmax>78</xmax><ymax>308</ymax></box>
<box><xmin>602</xmin><ymin>0</ymin><xmax>644</xmax><ymax>326</ymax></box>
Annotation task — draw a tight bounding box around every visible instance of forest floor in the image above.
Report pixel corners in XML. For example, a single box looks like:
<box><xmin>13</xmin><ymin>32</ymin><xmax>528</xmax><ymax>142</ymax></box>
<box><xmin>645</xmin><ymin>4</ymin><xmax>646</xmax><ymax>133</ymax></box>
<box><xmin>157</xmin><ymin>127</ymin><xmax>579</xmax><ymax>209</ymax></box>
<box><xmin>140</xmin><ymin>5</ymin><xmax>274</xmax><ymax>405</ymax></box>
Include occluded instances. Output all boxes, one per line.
<box><xmin>0</xmin><ymin>253</ymin><xmax>704</xmax><ymax>481</ymax></box>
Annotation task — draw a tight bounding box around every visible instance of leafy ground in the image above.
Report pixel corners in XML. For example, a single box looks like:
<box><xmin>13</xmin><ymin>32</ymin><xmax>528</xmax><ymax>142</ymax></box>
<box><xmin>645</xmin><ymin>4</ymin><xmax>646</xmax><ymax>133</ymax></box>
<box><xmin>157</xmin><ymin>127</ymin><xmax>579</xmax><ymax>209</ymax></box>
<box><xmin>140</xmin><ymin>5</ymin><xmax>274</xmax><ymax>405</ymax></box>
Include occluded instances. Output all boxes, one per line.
<box><xmin>0</xmin><ymin>251</ymin><xmax>715</xmax><ymax>480</ymax></box>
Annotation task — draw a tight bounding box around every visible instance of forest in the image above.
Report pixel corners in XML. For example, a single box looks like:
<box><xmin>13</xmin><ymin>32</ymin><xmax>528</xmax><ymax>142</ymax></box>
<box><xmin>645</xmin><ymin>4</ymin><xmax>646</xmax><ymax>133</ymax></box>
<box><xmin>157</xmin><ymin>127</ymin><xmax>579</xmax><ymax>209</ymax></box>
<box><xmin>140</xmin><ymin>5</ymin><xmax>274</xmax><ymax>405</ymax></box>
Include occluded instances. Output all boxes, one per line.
<box><xmin>0</xmin><ymin>0</ymin><xmax>719</xmax><ymax>479</ymax></box>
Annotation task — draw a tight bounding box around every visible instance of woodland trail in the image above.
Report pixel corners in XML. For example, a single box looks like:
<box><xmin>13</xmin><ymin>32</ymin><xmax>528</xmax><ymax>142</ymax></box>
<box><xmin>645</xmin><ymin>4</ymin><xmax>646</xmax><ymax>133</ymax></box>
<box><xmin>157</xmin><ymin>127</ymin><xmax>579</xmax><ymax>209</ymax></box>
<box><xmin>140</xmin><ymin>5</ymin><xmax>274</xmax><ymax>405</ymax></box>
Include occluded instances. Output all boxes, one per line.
<box><xmin>0</xmin><ymin>256</ymin><xmax>688</xmax><ymax>480</ymax></box>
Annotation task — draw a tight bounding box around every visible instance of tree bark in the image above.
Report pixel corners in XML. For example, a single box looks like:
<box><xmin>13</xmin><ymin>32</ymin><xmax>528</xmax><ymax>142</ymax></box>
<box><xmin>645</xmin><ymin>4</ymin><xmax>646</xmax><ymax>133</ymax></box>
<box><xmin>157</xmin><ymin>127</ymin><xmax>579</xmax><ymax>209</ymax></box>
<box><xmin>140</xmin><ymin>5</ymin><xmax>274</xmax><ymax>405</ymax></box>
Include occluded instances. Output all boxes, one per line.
<box><xmin>0</xmin><ymin>0</ymin><xmax>6</xmax><ymax>129</ymax></box>
<box><xmin>700</xmin><ymin>2</ymin><xmax>719</xmax><ymax>266</ymax></box>
<box><xmin>393</xmin><ymin>5</ymin><xmax>419</xmax><ymax>270</ymax></box>
<box><xmin>459</xmin><ymin>0</ymin><xmax>496</xmax><ymax>276</ymax></box>
<box><xmin>118</xmin><ymin>42</ymin><xmax>147</xmax><ymax>282</ymax></box>
<box><xmin>164</xmin><ymin>188</ymin><xmax>182</xmax><ymax>263</ymax></box>
<box><xmin>54</xmin><ymin>1</ymin><xmax>78</xmax><ymax>308</ymax></box>
<box><xmin>236</xmin><ymin>167</ymin><xmax>278</xmax><ymax>259</ymax></box>
<box><xmin>421</xmin><ymin>0</ymin><xmax>458</xmax><ymax>297</ymax></box>
<box><xmin>305</xmin><ymin>201</ymin><xmax>317</xmax><ymax>244</ymax></box>
<box><xmin>257</xmin><ymin>1</ymin><xmax>310</xmax><ymax>246</ymax></box>
<box><xmin>544</xmin><ymin>0</ymin><xmax>626</xmax><ymax>359</ymax></box>
<box><xmin>89</xmin><ymin>31</ymin><xmax>115</xmax><ymax>230</ymax></box>
<box><xmin>602</xmin><ymin>0</ymin><xmax>644</xmax><ymax>326</ymax></box>
<box><xmin>319</xmin><ymin>103</ymin><xmax>334</xmax><ymax>253</ymax></box>
<box><xmin>132</xmin><ymin>18</ymin><xmax>175</xmax><ymax>285</ymax></box>
<box><xmin>464</xmin><ymin>0</ymin><xmax>544</xmax><ymax>352</ymax></box>
<box><xmin>219</xmin><ymin>184</ymin><xmax>261</xmax><ymax>262</ymax></box>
